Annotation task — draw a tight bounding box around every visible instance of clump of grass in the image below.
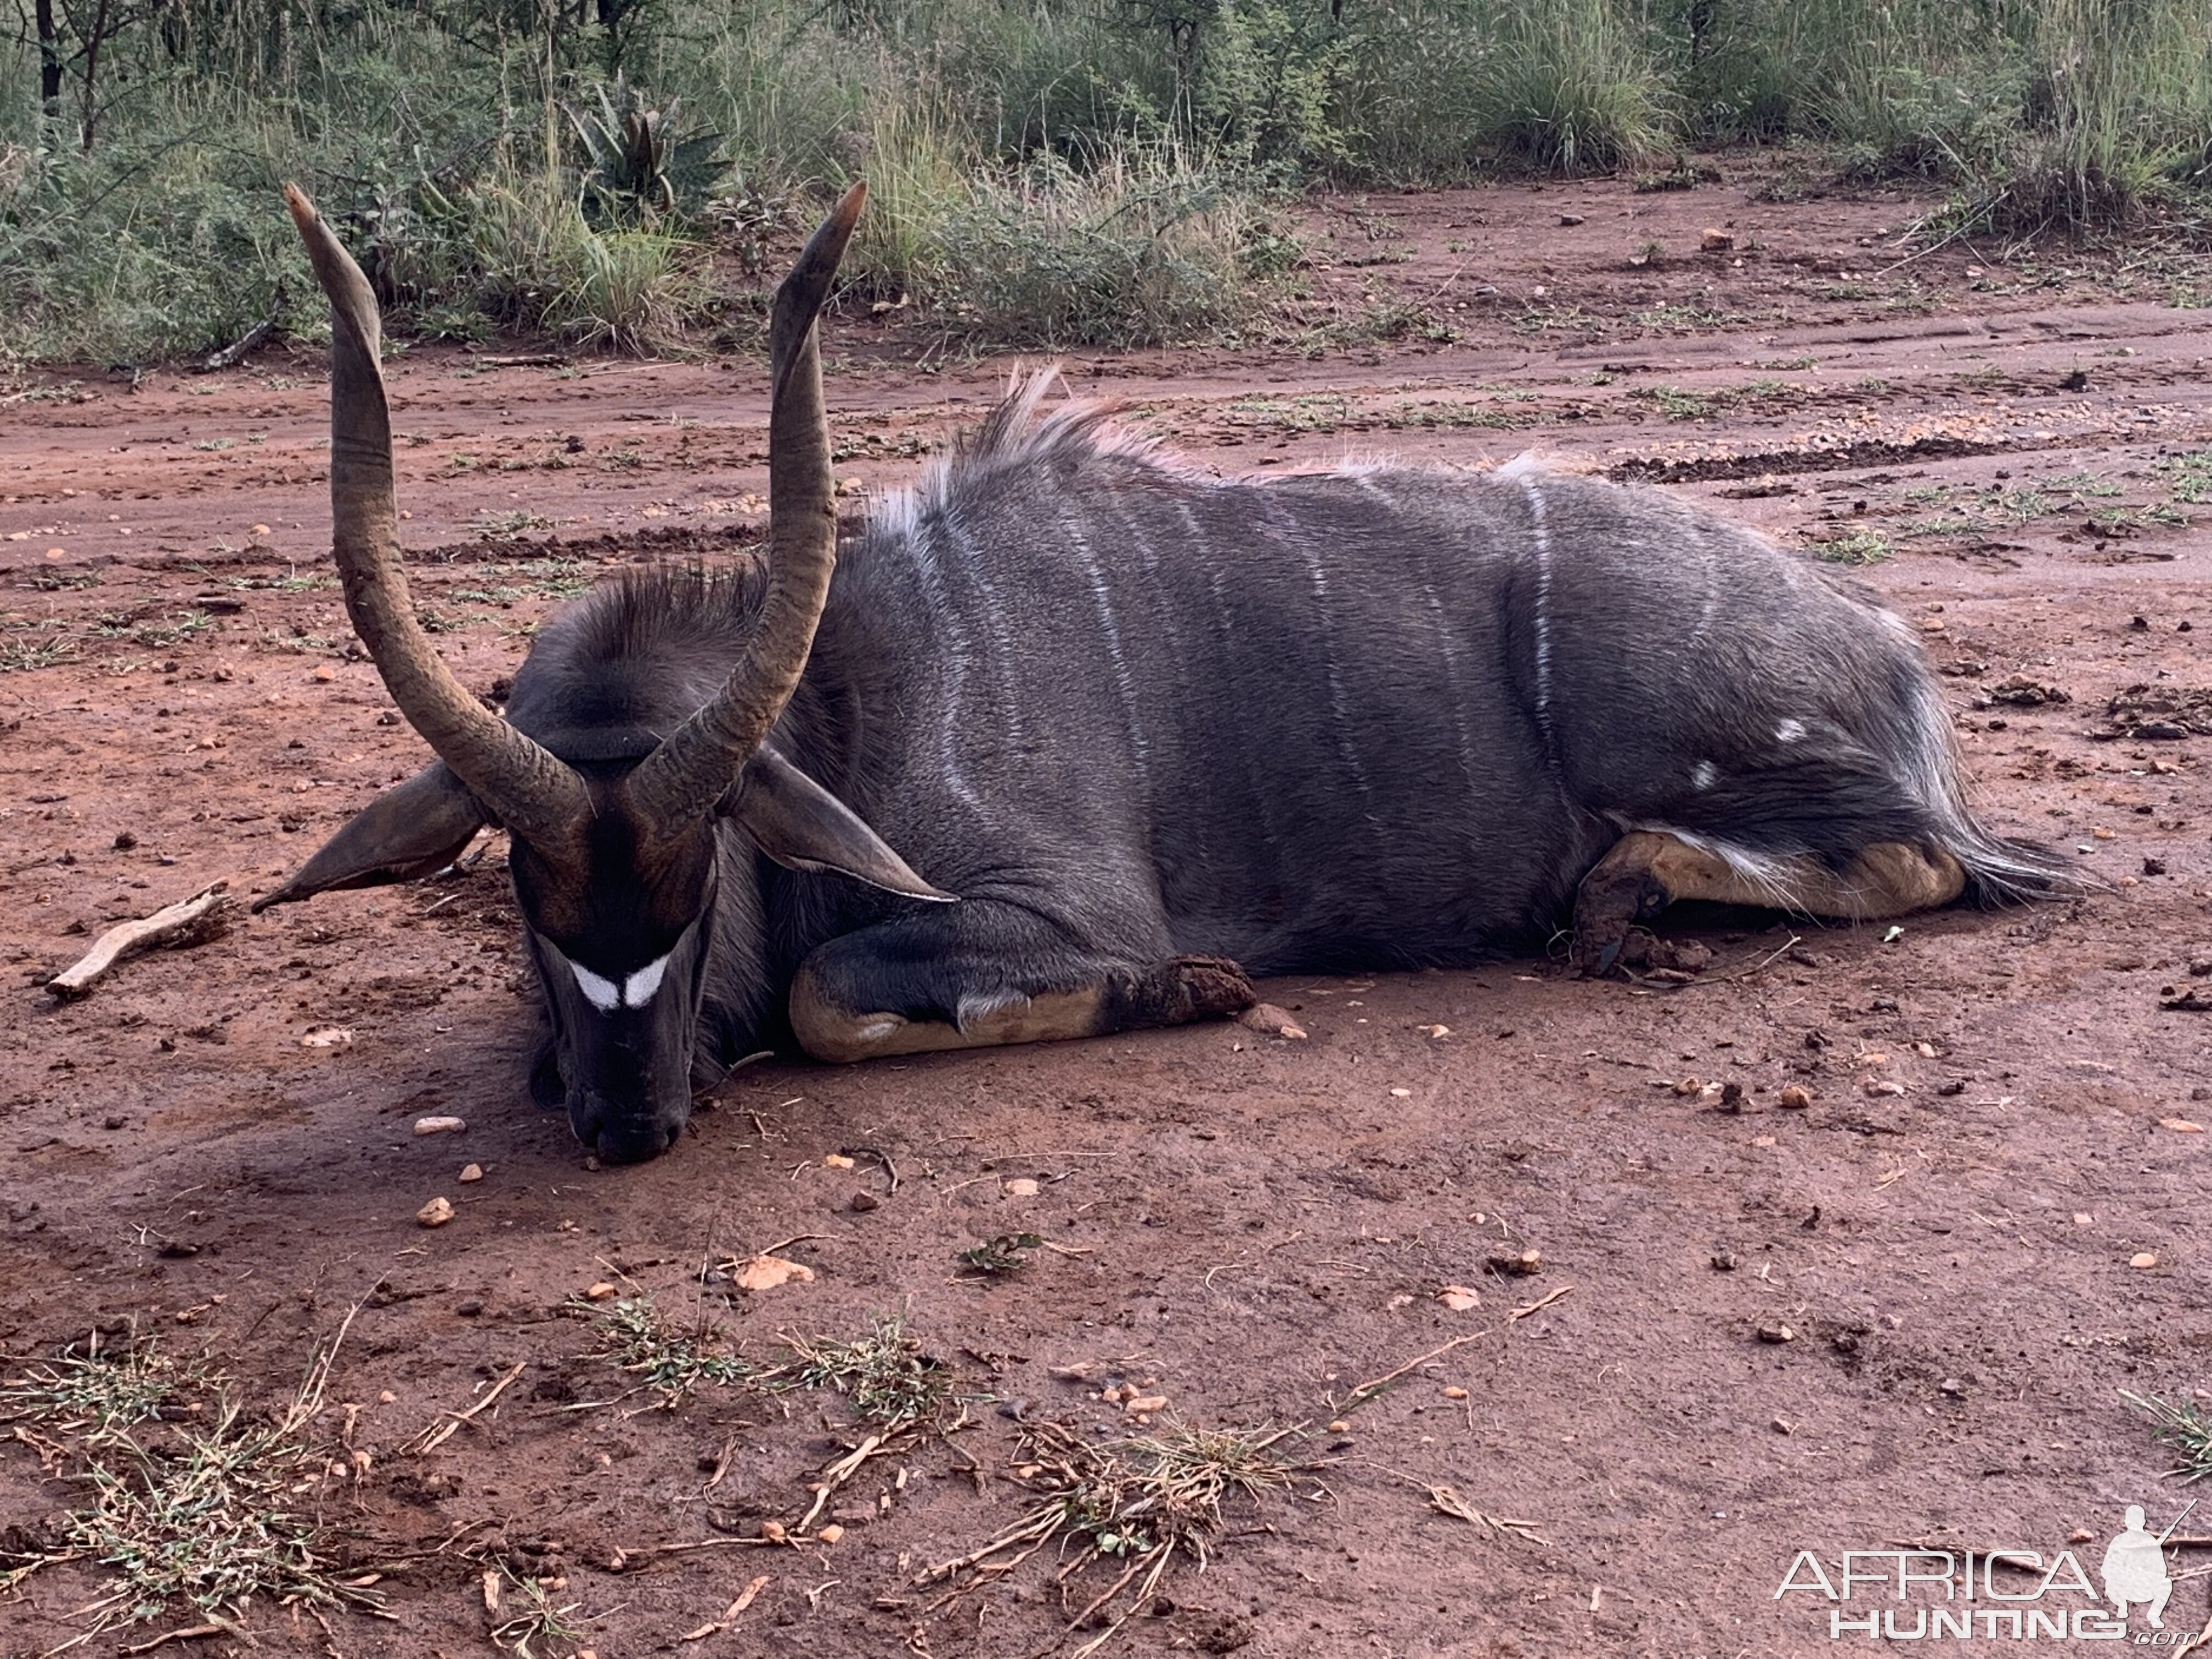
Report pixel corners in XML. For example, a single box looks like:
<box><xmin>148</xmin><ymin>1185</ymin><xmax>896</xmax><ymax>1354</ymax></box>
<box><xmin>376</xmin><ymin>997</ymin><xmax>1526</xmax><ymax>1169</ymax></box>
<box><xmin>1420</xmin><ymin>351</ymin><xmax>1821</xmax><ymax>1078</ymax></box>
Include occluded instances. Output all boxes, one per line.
<box><xmin>957</xmin><ymin>1232</ymin><xmax>1043</xmax><ymax>1278</ymax></box>
<box><xmin>1813</xmin><ymin>528</ymin><xmax>1894</xmax><ymax>566</ymax></box>
<box><xmin>490</xmin><ymin>1567</ymin><xmax>590</xmax><ymax>1658</ymax></box>
<box><xmin>583</xmin><ymin>1295</ymin><xmax>753</xmax><ymax>1400</ymax></box>
<box><xmin>923</xmin><ymin>1419</ymin><xmax>1313</xmax><ymax>1656</ymax></box>
<box><xmin>2123</xmin><ymin>1390</ymin><xmax>2212</xmax><ymax>1483</ymax></box>
<box><xmin>0</xmin><ymin>1317</ymin><xmax>377</xmax><ymax>1635</ymax></box>
<box><xmin>760</xmin><ymin>1316</ymin><xmax>950</xmax><ymax>1429</ymax></box>
<box><xmin>1474</xmin><ymin>0</ymin><xmax>1674</xmax><ymax>174</ymax></box>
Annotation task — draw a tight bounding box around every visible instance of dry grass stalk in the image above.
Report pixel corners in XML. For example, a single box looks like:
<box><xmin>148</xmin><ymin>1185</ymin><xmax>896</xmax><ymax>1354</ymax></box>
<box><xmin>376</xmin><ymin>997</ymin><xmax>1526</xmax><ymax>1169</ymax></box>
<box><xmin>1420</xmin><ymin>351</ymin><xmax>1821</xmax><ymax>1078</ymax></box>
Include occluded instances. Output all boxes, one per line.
<box><xmin>921</xmin><ymin>1419</ymin><xmax>1317</xmax><ymax>1657</ymax></box>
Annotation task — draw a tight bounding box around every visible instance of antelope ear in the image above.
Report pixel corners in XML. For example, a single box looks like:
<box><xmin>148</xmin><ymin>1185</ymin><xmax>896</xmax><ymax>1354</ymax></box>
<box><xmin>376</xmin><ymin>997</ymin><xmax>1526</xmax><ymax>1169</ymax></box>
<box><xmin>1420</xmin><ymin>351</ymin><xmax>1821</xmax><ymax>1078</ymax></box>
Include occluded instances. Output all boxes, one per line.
<box><xmin>730</xmin><ymin>748</ymin><xmax>956</xmax><ymax>902</ymax></box>
<box><xmin>251</xmin><ymin>762</ymin><xmax>489</xmax><ymax>912</ymax></box>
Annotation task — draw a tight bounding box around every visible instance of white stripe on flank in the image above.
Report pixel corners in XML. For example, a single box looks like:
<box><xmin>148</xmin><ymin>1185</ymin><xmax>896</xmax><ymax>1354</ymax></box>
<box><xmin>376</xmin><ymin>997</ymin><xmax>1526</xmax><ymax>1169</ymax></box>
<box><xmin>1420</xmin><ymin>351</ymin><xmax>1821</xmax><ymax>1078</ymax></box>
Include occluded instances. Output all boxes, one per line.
<box><xmin>907</xmin><ymin>516</ymin><xmax>985</xmax><ymax>813</ymax></box>
<box><xmin>942</xmin><ymin>510</ymin><xmax>1026</xmax><ymax>751</ymax></box>
<box><xmin>1517</xmin><ymin>474</ymin><xmax>1557</xmax><ymax>755</ymax></box>
<box><xmin>1271</xmin><ymin>499</ymin><xmax>1372</xmax><ymax>810</ymax></box>
<box><xmin>1063</xmin><ymin>511</ymin><xmax>1151</xmax><ymax>785</ymax></box>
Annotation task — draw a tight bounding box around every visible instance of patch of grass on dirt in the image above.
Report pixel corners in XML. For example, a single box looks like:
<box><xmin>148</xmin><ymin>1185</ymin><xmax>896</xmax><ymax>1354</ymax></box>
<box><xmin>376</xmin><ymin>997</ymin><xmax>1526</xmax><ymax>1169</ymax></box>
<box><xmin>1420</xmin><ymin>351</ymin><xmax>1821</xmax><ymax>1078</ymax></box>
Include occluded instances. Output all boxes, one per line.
<box><xmin>0</xmin><ymin>621</ymin><xmax>78</xmax><ymax>672</ymax></box>
<box><xmin>1630</xmin><ymin>383</ymin><xmax>1717</xmax><ymax>420</ymax></box>
<box><xmin>0</xmin><ymin>1318</ymin><xmax>378</xmax><ymax>1637</ymax></box>
<box><xmin>958</xmin><ymin>1231</ymin><xmax>1044</xmax><ymax>1278</ymax></box>
<box><xmin>760</xmin><ymin>1316</ymin><xmax>951</xmax><ymax>1429</ymax></box>
<box><xmin>1811</xmin><ymin>528</ymin><xmax>1894</xmax><ymax>566</ymax></box>
<box><xmin>923</xmin><ymin>1419</ymin><xmax>1313</xmax><ymax>1656</ymax></box>
<box><xmin>25</xmin><ymin>568</ymin><xmax>102</xmax><ymax>590</ymax></box>
<box><xmin>2123</xmin><ymin>1391</ymin><xmax>2212</xmax><ymax>1483</ymax></box>
<box><xmin>469</xmin><ymin>509</ymin><xmax>558</xmax><ymax>538</ymax></box>
<box><xmin>2154</xmin><ymin>448</ymin><xmax>2212</xmax><ymax>505</ymax></box>
<box><xmin>584</xmin><ymin>1295</ymin><xmax>754</xmax><ymax>1401</ymax></box>
<box><xmin>490</xmin><ymin>1567</ymin><xmax>590</xmax><ymax>1657</ymax></box>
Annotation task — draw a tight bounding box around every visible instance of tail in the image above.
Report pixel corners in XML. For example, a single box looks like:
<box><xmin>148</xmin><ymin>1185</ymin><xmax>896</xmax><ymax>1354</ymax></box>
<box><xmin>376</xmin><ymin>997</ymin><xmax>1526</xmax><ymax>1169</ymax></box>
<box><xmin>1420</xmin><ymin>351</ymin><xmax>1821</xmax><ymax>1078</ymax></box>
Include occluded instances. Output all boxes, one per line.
<box><xmin>1898</xmin><ymin>676</ymin><xmax>2095</xmax><ymax>905</ymax></box>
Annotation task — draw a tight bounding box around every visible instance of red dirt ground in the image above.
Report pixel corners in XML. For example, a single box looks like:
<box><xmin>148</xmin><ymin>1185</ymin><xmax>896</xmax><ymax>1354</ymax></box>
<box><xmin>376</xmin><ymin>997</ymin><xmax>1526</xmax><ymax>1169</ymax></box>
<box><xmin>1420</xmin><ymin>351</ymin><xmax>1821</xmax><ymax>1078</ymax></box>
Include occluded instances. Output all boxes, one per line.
<box><xmin>4</xmin><ymin>160</ymin><xmax>2211</xmax><ymax>1659</ymax></box>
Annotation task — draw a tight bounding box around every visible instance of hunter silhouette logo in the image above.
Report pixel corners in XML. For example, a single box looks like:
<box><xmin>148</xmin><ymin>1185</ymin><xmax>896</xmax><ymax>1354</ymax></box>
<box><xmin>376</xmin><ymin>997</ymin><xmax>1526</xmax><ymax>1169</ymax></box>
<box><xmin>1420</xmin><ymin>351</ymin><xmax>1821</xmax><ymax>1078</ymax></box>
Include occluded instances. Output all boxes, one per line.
<box><xmin>2102</xmin><ymin>1500</ymin><xmax>2195</xmax><ymax>1629</ymax></box>
<box><xmin>1775</xmin><ymin>1499</ymin><xmax>2199</xmax><ymax>1641</ymax></box>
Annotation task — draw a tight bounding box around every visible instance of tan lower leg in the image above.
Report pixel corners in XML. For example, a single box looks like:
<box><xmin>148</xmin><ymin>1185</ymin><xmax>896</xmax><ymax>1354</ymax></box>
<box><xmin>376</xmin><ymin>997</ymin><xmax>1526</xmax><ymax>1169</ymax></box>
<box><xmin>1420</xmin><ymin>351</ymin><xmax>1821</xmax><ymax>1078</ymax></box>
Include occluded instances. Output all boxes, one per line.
<box><xmin>1631</xmin><ymin>836</ymin><xmax>1967</xmax><ymax>919</ymax></box>
<box><xmin>789</xmin><ymin>970</ymin><xmax>1110</xmax><ymax>1064</ymax></box>
<box><xmin>1574</xmin><ymin>831</ymin><xmax>1967</xmax><ymax>973</ymax></box>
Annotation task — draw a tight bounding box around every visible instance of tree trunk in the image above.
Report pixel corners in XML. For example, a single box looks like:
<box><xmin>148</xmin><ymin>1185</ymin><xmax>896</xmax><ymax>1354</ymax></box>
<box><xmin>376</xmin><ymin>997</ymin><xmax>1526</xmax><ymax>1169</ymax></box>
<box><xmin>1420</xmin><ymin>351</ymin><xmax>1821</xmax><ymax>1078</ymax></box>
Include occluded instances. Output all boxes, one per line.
<box><xmin>35</xmin><ymin>0</ymin><xmax>64</xmax><ymax>119</ymax></box>
<box><xmin>78</xmin><ymin>0</ymin><xmax>114</xmax><ymax>151</ymax></box>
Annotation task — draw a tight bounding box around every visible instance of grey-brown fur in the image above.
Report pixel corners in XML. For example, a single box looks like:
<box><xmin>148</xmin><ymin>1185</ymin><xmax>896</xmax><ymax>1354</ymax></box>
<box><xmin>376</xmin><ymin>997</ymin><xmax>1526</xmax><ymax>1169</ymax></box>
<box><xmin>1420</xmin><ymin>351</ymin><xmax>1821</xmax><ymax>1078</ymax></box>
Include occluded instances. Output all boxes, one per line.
<box><xmin>493</xmin><ymin>372</ymin><xmax>2062</xmax><ymax>1120</ymax></box>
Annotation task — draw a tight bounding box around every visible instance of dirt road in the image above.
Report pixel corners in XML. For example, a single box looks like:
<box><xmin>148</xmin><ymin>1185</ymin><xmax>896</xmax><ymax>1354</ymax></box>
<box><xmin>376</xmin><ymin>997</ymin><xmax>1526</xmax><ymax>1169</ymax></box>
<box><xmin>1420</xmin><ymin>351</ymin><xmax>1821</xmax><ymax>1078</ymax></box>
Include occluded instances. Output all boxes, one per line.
<box><xmin>4</xmin><ymin>167</ymin><xmax>2210</xmax><ymax>1657</ymax></box>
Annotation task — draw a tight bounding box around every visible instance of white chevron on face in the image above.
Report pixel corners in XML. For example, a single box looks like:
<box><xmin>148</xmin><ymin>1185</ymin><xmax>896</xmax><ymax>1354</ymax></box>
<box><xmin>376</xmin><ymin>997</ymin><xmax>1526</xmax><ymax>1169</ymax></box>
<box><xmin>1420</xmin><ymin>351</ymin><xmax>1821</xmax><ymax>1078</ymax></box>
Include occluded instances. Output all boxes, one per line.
<box><xmin>561</xmin><ymin>949</ymin><xmax>673</xmax><ymax>1012</ymax></box>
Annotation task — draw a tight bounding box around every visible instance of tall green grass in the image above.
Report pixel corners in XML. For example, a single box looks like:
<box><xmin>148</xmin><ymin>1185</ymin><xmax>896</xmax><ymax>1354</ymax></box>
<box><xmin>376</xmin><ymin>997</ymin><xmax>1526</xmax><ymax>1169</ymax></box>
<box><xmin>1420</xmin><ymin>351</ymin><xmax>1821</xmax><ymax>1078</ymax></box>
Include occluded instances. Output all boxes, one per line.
<box><xmin>3</xmin><ymin>0</ymin><xmax>2209</xmax><ymax>364</ymax></box>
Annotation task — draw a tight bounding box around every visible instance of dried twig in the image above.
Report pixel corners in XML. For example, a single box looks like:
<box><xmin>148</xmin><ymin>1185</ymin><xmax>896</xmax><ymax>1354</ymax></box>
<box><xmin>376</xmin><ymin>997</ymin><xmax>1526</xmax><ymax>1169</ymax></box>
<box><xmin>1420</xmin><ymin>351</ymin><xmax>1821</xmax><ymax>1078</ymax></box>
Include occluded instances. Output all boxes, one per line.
<box><xmin>1508</xmin><ymin>1285</ymin><xmax>1574</xmax><ymax>1323</ymax></box>
<box><xmin>117</xmin><ymin>1626</ymin><xmax>228</xmax><ymax>1655</ymax></box>
<box><xmin>405</xmin><ymin>1360</ymin><xmax>526</xmax><ymax>1455</ymax></box>
<box><xmin>1345</xmin><ymin>1330</ymin><xmax>1496</xmax><ymax>1409</ymax></box>
<box><xmin>45</xmin><ymin>883</ymin><xmax>229</xmax><ymax>998</ymax></box>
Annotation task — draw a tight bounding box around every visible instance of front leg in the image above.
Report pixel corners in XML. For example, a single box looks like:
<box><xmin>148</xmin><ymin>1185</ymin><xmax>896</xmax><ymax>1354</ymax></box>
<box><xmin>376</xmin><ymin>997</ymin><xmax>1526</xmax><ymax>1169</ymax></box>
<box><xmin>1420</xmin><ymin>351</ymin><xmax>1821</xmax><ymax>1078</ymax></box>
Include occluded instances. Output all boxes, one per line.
<box><xmin>787</xmin><ymin>900</ymin><xmax>1252</xmax><ymax>1063</ymax></box>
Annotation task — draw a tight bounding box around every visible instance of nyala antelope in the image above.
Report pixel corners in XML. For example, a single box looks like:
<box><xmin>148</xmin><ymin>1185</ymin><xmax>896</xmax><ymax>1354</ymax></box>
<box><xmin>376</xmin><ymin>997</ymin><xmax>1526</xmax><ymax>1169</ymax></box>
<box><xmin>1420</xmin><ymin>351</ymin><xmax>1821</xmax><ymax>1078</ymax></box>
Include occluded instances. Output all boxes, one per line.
<box><xmin>261</xmin><ymin>183</ymin><xmax>2066</xmax><ymax>1163</ymax></box>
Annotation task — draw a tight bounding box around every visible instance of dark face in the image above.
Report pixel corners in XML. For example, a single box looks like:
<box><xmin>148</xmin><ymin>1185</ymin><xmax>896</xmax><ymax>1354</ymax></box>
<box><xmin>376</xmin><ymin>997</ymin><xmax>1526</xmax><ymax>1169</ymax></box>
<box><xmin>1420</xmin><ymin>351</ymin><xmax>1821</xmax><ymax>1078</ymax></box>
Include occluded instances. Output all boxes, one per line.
<box><xmin>512</xmin><ymin>817</ymin><xmax>719</xmax><ymax>1164</ymax></box>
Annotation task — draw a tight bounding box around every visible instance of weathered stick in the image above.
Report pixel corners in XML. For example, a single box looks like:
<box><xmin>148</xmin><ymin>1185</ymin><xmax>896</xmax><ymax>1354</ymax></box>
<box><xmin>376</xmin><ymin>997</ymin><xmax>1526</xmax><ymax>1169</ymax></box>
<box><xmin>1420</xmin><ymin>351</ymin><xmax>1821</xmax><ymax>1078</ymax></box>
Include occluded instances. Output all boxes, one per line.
<box><xmin>45</xmin><ymin>882</ymin><xmax>230</xmax><ymax>1000</ymax></box>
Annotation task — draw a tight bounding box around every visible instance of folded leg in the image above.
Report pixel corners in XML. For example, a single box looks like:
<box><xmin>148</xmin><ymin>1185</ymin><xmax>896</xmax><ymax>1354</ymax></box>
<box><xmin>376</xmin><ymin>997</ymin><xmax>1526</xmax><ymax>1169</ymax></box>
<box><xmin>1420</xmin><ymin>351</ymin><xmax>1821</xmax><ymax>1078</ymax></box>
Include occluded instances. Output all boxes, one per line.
<box><xmin>1572</xmin><ymin>830</ymin><xmax>1965</xmax><ymax>974</ymax></box>
<box><xmin>788</xmin><ymin>898</ymin><xmax>1252</xmax><ymax>1062</ymax></box>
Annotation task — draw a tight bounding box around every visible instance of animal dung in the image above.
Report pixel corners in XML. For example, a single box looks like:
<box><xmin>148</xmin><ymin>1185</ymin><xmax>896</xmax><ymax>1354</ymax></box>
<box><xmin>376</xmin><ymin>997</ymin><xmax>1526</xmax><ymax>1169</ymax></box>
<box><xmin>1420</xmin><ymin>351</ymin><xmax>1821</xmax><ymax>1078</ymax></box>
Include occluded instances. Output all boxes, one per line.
<box><xmin>416</xmin><ymin>1196</ymin><xmax>455</xmax><ymax>1228</ymax></box>
<box><xmin>413</xmin><ymin>1115</ymin><xmax>466</xmax><ymax>1136</ymax></box>
<box><xmin>1777</xmin><ymin>1085</ymin><xmax>1814</xmax><ymax>1110</ymax></box>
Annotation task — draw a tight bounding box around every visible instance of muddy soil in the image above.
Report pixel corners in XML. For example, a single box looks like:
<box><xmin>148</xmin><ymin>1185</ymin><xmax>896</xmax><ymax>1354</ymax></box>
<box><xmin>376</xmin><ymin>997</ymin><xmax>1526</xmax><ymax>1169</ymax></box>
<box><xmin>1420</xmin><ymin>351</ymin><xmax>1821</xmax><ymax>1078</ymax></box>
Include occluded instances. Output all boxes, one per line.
<box><xmin>4</xmin><ymin>160</ymin><xmax>2211</xmax><ymax>1659</ymax></box>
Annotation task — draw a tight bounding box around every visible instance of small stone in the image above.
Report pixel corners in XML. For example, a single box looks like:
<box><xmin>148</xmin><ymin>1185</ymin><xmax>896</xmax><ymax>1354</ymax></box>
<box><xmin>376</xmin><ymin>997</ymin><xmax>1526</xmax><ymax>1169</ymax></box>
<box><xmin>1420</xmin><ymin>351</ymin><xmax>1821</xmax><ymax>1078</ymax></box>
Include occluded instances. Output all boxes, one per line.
<box><xmin>1773</xmin><ymin>1418</ymin><xmax>1793</xmax><ymax>1435</ymax></box>
<box><xmin>458</xmin><ymin>1163</ymin><xmax>484</xmax><ymax>1183</ymax></box>
<box><xmin>1389</xmin><ymin>1087</ymin><xmax>1412</xmax><ymax>1098</ymax></box>
<box><xmin>1559</xmin><ymin>212</ymin><xmax>1586</xmax><ymax>225</ymax></box>
<box><xmin>1442</xmin><ymin>1385</ymin><xmax>1469</xmax><ymax>1401</ymax></box>
<box><xmin>1002</xmin><ymin>1177</ymin><xmax>1040</xmax><ymax>1198</ymax></box>
<box><xmin>850</xmin><ymin>1191</ymin><xmax>880</xmax><ymax>1212</ymax></box>
<box><xmin>1700</xmin><ymin>227</ymin><xmax>1734</xmax><ymax>251</ymax></box>
<box><xmin>1756</xmin><ymin>1322</ymin><xmax>1796</xmax><ymax>1344</ymax></box>
<box><xmin>823</xmin><ymin>1153</ymin><xmax>855</xmax><ymax>1169</ymax></box>
<box><xmin>1325</xmin><ymin>1419</ymin><xmax>1351</xmax><ymax>1434</ymax></box>
<box><xmin>816</xmin><ymin>1523</ymin><xmax>845</xmax><ymax>1545</ymax></box>
<box><xmin>300</xmin><ymin>1024</ymin><xmax>353</xmax><ymax>1048</ymax></box>
<box><xmin>413</xmin><ymin>1115</ymin><xmax>466</xmax><ymax>1136</ymax></box>
<box><xmin>1124</xmin><ymin>1394</ymin><xmax>1168</xmax><ymax>1414</ymax></box>
<box><xmin>1940</xmin><ymin>1378</ymin><xmax>1964</xmax><ymax>1397</ymax></box>
<box><xmin>379</xmin><ymin>1390</ymin><xmax>397</xmax><ymax>1404</ymax></box>
<box><xmin>2129</xmin><ymin>1252</ymin><xmax>2158</xmax><ymax>1270</ymax></box>
<box><xmin>585</xmin><ymin>1281</ymin><xmax>619</xmax><ymax>1300</ymax></box>
<box><xmin>1711</xmin><ymin>1250</ymin><xmax>1737</xmax><ymax>1271</ymax></box>
<box><xmin>1488</xmin><ymin>1248</ymin><xmax>1543</xmax><ymax>1277</ymax></box>
<box><xmin>1672</xmin><ymin>1075</ymin><xmax>1704</xmax><ymax>1097</ymax></box>
<box><xmin>456</xmin><ymin>1299</ymin><xmax>483</xmax><ymax>1317</ymax></box>
<box><xmin>759</xmin><ymin>1521</ymin><xmax>787</xmax><ymax>1543</ymax></box>
<box><xmin>2159</xmin><ymin>1118</ymin><xmax>2204</xmax><ymax>1133</ymax></box>
<box><xmin>416</xmin><ymin>1196</ymin><xmax>455</xmax><ymax>1228</ymax></box>
<box><xmin>1777</xmin><ymin>1085</ymin><xmax>1813</xmax><ymax>1110</ymax></box>
<box><xmin>1437</xmin><ymin>1284</ymin><xmax>1481</xmax><ymax>1311</ymax></box>
<box><xmin>1238</xmin><ymin>1003</ymin><xmax>1307</xmax><ymax>1040</ymax></box>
